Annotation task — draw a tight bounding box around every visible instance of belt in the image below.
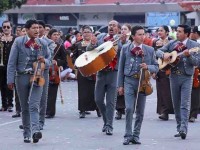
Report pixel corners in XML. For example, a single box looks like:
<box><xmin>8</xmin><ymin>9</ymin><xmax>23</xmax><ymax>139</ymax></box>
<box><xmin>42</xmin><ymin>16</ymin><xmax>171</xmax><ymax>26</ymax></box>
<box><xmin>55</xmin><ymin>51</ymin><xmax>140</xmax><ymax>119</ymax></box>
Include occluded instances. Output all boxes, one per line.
<box><xmin>172</xmin><ymin>70</ymin><xmax>183</xmax><ymax>75</ymax></box>
<box><xmin>131</xmin><ymin>73</ymin><xmax>140</xmax><ymax>79</ymax></box>
<box><xmin>17</xmin><ymin>70</ymin><xmax>34</xmax><ymax>75</ymax></box>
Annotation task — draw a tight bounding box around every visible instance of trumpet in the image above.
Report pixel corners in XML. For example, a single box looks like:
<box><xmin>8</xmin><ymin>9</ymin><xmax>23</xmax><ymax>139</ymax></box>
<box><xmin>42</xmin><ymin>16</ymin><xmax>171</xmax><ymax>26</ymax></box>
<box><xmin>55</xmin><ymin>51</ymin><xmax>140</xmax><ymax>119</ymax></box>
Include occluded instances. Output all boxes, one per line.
<box><xmin>0</xmin><ymin>41</ymin><xmax>4</xmax><ymax>66</ymax></box>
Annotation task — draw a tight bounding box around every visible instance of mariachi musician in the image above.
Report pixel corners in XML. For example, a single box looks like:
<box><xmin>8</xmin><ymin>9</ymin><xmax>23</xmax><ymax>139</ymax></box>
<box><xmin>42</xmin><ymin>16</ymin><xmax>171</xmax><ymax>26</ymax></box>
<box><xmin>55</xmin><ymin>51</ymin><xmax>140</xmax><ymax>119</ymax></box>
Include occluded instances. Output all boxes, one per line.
<box><xmin>7</xmin><ymin>20</ymin><xmax>51</xmax><ymax>143</ymax></box>
<box><xmin>87</xmin><ymin>20</ymin><xmax>127</xmax><ymax>135</ymax></box>
<box><xmin>72</xmin><ymin>25</ymin><xmax>101</xmax><ymax>118</ymax></box>
<box><xmin>156</xmin><ymin>25</ymin><xmax>200</xmax><ymax>140</ymax></box>
<box><xmin>189</xmin><ymin>26</ymin><xmax>200</xmax><ymax>122</ymax></box>
<box><xmin>152</xmin><ymin>25</ymin><xmax>174</xmax><ymax>121</ymax></box>
<box><xmin>115</xmin><ymin>23</ymin><xmax>132</xmax><ymax>120</ymax></box>
<box><xmin>117</xmin><ymin>26</ymin><xmax>158</xmax><ymax>145</ymax></box>
<box><xmin>45</xmin><ymin>29</ymin><xmax>67</xmax><ymax>118</ymax></box>
<box><xmin>0</xmin><ymin>20</ymin><xmax>16</xmax><ymax>112</ymax></box>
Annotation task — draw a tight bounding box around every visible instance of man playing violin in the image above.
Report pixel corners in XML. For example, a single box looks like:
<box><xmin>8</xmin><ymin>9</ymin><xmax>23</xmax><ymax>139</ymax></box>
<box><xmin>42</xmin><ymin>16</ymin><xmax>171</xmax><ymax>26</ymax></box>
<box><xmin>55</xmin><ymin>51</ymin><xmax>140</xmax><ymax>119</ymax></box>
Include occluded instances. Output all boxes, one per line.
<box><xmin>7</xmin><ymin>20</ymin><xmax>51</xmax><ymax>143</ymax></box>
<box><xmin>87</xmin><ymin>20</ymin><xmax>126</xmax><ymax>135</ymax></box>
<box><xmin>156</xmin><ymin>25</ymin><xmax>200</xmax><ymax>140</ymax></box>
<box><xmin>117</xmin><ymin>26</ymin><xmax>158</xmax><ymax>145</ymax></box>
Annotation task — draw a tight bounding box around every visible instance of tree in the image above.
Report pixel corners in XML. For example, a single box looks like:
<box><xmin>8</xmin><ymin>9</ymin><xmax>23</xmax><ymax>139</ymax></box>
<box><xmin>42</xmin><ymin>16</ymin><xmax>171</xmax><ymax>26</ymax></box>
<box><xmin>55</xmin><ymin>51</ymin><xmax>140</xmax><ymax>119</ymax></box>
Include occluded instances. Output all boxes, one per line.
<box><xmin>0</xmin><ymin>0</ymin><xmax>27</xmax><ymax>14</ymax></box>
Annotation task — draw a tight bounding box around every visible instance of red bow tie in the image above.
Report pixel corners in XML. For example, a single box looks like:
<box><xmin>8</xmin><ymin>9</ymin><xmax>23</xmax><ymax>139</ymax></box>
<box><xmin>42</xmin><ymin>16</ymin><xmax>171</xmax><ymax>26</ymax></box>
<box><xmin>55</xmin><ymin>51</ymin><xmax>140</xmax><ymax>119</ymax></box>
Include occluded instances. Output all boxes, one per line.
<box><xmin>173</xmin><ymin>42</ymin><xmax>187</xmax><ymax>52</ymax></box>
<box><xmin>131</xmin><ymin>47</ymin><xmax>144</xmax><ymax>57</ymax></box>
<box><xmin>25</xmin><ymin>38</ymin><xmax>40</xmax><ymax>50</ymax></box>
<box><xmin>104</xmin><ymin>35</ymin><xmax>114</xmax><ymax>42</ymax></box>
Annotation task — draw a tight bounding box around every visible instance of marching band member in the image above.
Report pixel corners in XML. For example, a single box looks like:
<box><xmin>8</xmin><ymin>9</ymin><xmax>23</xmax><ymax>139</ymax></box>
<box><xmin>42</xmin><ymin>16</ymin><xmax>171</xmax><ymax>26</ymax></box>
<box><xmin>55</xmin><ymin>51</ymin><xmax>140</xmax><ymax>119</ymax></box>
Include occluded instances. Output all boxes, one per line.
<box><xmin>45</xmin><ymin>29</ymin><xmax>67</xmax><ymax>118</ymax></box>
<box><xmin>118</xmin><ymin>26</ymin><xmax>158</xmax><ymax>145</ymax></box>
<box><xmin>152</xmin><ymin>25</ymin><xmax>174</xmax><ymax>120</ymax></box>
<box><xmin>7</xmin><ymin>20</ymin><xmax>51</xmax><ymax>143</ymax></box>
<box><xmin>37</xmin><ymin>20</ymin><xmax>56</xmax><ymax>129</ymax></box>
<box><xmin>156</xmin><ymin>25</ymin><xmax>200</xmax><ymax>140</ymax></box>
<box><xmin>115</xmin><ymin>23</ymin><xmax>132</xmax><ymax>120</ymax></box>
<box><xmin>189</xmin><ymin>26</ymin><xmax>200</xmax><ymax>122</ymax></box>
<box><xmin>73</xmin><ymin>26</ymin><xmax>100</xmax><ymax>118</ymax></box>
<box><xmin>0</xmin><ymin>20</ymin><xmax>16</xmax><ymax>112</ymax></box>
<box><xmin>87</xmin><ymin>20</ymin><xmax>126</xmax><ymax>135</ymax></box>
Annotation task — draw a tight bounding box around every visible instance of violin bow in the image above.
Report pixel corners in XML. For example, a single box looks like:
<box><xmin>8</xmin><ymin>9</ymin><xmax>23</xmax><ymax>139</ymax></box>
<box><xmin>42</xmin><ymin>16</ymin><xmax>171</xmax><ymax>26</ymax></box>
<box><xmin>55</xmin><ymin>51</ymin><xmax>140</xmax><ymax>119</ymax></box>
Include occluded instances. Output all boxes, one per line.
<box><xmin>28</xmin><ymin>61</ymin><xmax>39</xmax><ymax>103</ymax></box>
<box><xmin>134</xmin><ymin>68</ymin><xmax>143</xmax><ymax>113</ymax></box>
<box><xmin>58</xmin><ymin>67</ymin><xmax>64</xmax><ymax>104</ymax></box>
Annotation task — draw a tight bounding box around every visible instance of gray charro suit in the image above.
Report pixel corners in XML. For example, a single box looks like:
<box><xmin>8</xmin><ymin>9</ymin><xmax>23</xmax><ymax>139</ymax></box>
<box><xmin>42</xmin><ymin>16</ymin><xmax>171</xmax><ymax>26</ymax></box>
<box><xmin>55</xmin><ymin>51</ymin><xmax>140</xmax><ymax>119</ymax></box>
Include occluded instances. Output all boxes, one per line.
<box><xmin>117</xmin><ymin>42</ymin><xmax>158</xmax><ymax>141</ymax></box>
<box><xmin>87</xmin><ymin>33</ymin><xmax>123</xmax><ymax>133</ymax></box>
<box><xmin>7</xmin><ymin>36</ymin><xmax>51</xmax><ymax>138</ymax></box>
<box><xmin>156</xmin><ymin>39</ymin><xmax>200</xmax><ymax>135</ymax></box>
<box><xmin>39</xmin><ymin>36</ymin><xmax>55</xmax><ymax>129</ymax></box>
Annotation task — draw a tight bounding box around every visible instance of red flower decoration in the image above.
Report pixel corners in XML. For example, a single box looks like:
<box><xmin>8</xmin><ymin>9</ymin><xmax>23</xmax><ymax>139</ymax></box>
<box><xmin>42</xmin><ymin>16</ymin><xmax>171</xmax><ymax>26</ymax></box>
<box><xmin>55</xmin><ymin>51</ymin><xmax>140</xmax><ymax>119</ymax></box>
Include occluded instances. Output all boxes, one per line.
<box><xmin>25</xmin><ymin>38</ymin><xmax>41</xmax><ymax>50</ymax></box>
<box><xmin>104</xmin><ymin>35</ymin><xmax>114</xmax><ymax>42</ymax></box>
<box><xmin>131</xmin><ymin>47</ymin><xmax>144</xmax><ymax>57</ymax></box>
<box><xmin>173</xmin><ymin>43</ymin><xmax>187</xmax><ymax>52</ymax></box>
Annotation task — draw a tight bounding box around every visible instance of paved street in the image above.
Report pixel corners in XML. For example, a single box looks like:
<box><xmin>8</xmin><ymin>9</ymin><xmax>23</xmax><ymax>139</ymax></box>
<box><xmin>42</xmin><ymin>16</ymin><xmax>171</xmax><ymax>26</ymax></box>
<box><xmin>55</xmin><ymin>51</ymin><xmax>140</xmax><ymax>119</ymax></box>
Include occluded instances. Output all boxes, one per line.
<box><xmin>0</xmin><ymin>79</ymin><xmax>200</xmax><ymax>150</ymax></box>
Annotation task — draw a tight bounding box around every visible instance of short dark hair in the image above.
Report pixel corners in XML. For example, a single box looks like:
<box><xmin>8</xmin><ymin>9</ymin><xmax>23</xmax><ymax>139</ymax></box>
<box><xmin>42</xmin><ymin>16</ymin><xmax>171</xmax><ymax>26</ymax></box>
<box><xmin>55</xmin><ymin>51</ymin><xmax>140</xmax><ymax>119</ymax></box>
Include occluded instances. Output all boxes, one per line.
<box><xmin>45</xmin><ymin>24</ymin><xmax>53</xmax><ymax>29</ymax></box>
<box><xmin>47</xmin><ymin>28</ymin><xmax>58</xmax><ymax>39</ymax></box>
<box><xmin>16</xmin><ymin>26</ymin><xmax>22</xmax><ymax>29</ymax></box>
<box><xmin>74</xmin><ymin>30</ymin><xmax>80</xmax><ymax>35</ymax></box>
<box><xmin>2</xmin><ymin>20</ymin><xmax>12</xmax><ymax>27</ymax></box>
<box><xmin>67</xmin><ymin>27</ymin><xmax>73</xmax><ymax>33</ymax></box>
<box><xmin>65</xmin><ymin>34</ymin><xmax>72</xmax><ymax>41</ymax></box>
<box><xmin>131</xmin><ymin>26</ymin><xmax>144</xmax><ymax>36</ymax></box>
<box><xmin>178</xmin><ymin>25</ymin><xmax>191</xmax><ymax>37</ymax></box>
<box><xmin>37</xmin><ymin>20</ymin><xmax>46</xmax><ymax>28</ymax></box>
<box><xmin>161</xmin><ymin>25</ymin><xmax>169</xmax><ymax>33</ymax></box>
<box><xmin>82</xmin><ymin>25</ymin><xmax>92</xmax><ymax>32</ymax></box>
<box><xmin>25</xmin><ymin>20</ymin><xmax>38</xmax><ymax>29</ymax></box>
<box><xmin>192</xmin><ymin>26</ymin><xmax>200</xmax><ymax>36</ymax></box>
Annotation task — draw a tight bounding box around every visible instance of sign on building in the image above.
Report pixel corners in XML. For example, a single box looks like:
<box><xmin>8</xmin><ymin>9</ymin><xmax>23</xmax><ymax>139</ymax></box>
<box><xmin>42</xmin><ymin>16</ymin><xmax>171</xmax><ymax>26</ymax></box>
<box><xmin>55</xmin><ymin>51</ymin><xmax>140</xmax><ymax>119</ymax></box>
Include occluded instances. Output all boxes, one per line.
<box><xmin>146</xmin><ymin>12</ymin><xmax>180</xmax><ymax>27</ymax></box>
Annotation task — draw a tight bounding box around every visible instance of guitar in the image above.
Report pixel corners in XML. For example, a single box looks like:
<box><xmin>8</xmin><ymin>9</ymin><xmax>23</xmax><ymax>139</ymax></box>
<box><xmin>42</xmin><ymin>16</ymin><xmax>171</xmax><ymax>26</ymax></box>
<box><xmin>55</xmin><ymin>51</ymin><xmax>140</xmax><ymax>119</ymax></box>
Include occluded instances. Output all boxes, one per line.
<box><xmin>75</xmin><ymin>41</ymin><xmax>117</xmax><ymax>76</ymax></box>
<box><xmin>158</xmin><ymin>47</ymin><xmax>200</xmax><ymax>70</ymax></box>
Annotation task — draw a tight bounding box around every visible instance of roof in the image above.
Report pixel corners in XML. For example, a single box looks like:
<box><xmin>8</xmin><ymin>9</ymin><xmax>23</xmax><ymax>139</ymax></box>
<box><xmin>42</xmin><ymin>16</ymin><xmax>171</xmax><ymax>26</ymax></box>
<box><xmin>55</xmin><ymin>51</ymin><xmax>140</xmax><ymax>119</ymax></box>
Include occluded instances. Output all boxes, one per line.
<box><xmin>26</xmin><ymin>0</ymin><xmax>184</xmax><ymax>5</ymax></box>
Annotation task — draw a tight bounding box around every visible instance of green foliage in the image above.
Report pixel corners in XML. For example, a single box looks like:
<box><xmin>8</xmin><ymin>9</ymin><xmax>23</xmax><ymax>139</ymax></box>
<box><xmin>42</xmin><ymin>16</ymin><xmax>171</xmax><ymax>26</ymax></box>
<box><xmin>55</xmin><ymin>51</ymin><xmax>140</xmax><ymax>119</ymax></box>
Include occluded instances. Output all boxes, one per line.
<box><xmin>0</xmin><ymin>0</ymin><xmax>27</xmax><ymax>14</ymax></box>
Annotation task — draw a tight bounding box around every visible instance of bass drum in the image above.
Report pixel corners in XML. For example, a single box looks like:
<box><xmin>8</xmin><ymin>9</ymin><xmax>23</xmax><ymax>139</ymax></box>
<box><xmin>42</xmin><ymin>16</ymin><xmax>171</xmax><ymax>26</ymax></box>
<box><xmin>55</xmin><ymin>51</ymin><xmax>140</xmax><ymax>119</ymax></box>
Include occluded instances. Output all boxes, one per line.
<box><xmin>75</xmin><ymin>41</ymin><xmax>116</xmax><ymax>76</ymax></box>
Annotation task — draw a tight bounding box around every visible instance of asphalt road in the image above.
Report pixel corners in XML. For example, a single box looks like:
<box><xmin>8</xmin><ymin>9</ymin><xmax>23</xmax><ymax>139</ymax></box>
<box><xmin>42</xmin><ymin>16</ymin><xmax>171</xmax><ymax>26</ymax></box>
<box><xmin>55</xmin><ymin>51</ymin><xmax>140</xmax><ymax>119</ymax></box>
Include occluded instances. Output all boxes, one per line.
<box><xmin>0</xmin><ymin>79</ymin><xmax>199</xmax><ymax>150</ymax></box>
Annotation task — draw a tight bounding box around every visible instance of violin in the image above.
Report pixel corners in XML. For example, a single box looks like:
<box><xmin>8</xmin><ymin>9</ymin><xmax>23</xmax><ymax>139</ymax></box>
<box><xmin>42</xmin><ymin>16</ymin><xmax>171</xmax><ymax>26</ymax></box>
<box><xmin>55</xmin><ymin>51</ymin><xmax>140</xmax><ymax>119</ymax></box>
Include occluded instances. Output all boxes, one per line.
<box><xmin>193</xmin><ymin>68</ymin><xmax>200</xmax><ymax>88</ymax></box>
<box><xmin>30</xmin><ymin>61</ymin><xmax>45</xmax><ymax>86</ymax></box>
<box><xmin>49</xmin><ymin>62</ymin><xmax>60</xmax><ymax>84</ymax></box>
<box><xmin>139</xmin><ymin>69</ymin><xmax>153</xmax><ymax>96</ymax></box>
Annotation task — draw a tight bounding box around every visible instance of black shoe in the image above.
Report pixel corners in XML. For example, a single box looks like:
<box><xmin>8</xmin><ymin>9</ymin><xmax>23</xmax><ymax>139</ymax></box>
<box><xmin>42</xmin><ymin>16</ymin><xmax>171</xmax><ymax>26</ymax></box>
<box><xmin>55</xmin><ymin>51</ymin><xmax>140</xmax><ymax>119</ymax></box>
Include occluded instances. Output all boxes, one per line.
<box><xmin>189</xmin><ymin>117</ymin><xmax>195</xmax><ymax>123</ymax></box>
<box><xmin>12</xmin><ymin>112</ymin><xmax>21</xmax><ymax>118</ymax></box>
<box><xmin>39</xmin><ymin>125</ymin><xmax>44</xmax><ymax>130</ymax></box>
<box><xmin>45</xmin><ymin>115</ymin><xmax>54</xmax><ymax>119</ymax></box>
<box><xmin>19</xmin><ymin>125</ymin><xmax>23</xmax><ymax>129</ymax></box>
<box><xmin>0</xmin><ymin>107</ymin><xmax>7</xmax><ymax>111</ymax></box>
<box><xmin>159</xmin><ymin>114</ymin><xmax>169</xmax><ymax>121</ymax></box>
<box><xmin>180</xmin><ymin>131</ymin><xmax>186</xmax><ymax>140</ymax></box>
<box><xmin>7</xmin><ymin>106</ymin><xmax>13</xmax><ymax>112</ymax></box>
<box><xmin>102</xmin><ymin>124</ymin><xmax>107</xmax><ymax>132</ymax></box>
<box><xmin>132</xmin><ymin>138</ymin><xmax>141</xmax><ymax>144</ymax></box>
<box><xmin>174</xmin><ymin>132</ymin><xmax>181</xmax><ymax>137</ymax></box>
<box><xmin>85</xmin><ymin>111</ymin><xmax>91</xmax><ymax>115</ymax></box>
<box><xmin>96</xmin><ymin>110</ymin><xmax>101</xmax><ymax>117</ymax></box>
<box><xmin>32</xmin><ymin>132</ymin><xmax>42</xmax><ymax>143</ymax></box>
<box><xmin>123</xmin><ymin>138</ymin><xmax>132</xmax><ymax>145</ymax></box>
<box><xmin>106</xmin><ymin>128</ymin><xmax>113</xmax><ymax>135</ymax></box>
<box><xmin>24</xmin><ymin>137</ymin><xmax>31</xmax><ymax>143</ymax></box>
<box><xmin>79</xmin><ymin>112</ymin><xmax>86</xmax><ymax>118</ymax></box>
<box><xmin>115</xmin><ymin>111</ymin><xmax>122</xmax><ymax>120</ymax></box>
